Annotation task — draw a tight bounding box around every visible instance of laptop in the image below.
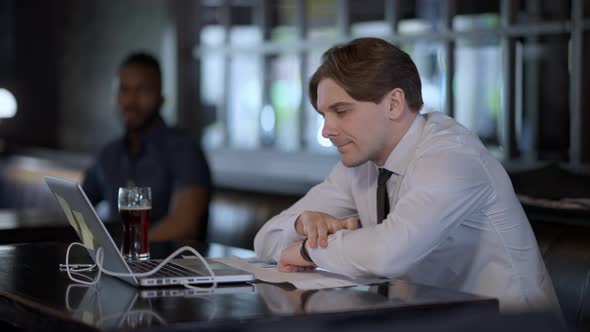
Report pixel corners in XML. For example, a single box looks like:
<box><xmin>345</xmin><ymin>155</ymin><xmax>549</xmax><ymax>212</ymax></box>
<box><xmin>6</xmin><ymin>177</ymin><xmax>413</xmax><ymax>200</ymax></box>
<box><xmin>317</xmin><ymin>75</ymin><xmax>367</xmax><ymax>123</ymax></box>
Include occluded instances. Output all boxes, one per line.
<box><xmin>45</xmin><ymin>176</ymin><xmax>255</xmax><ymax>287</ymax></box>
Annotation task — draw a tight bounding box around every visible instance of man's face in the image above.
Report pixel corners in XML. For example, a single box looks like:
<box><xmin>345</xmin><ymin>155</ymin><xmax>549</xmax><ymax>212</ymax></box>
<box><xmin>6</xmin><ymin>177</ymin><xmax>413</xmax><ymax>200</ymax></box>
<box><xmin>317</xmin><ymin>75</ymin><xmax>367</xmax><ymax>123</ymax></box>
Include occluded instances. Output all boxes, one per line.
<box><xmin>317</xmin><ymin>78</ymin><xmax>391</xmax><ymax>167</ymax></box>
<box><xmin>117</xmin><ymin>64</ymin><xmax>163</xmax><ymax>131</ymax></box>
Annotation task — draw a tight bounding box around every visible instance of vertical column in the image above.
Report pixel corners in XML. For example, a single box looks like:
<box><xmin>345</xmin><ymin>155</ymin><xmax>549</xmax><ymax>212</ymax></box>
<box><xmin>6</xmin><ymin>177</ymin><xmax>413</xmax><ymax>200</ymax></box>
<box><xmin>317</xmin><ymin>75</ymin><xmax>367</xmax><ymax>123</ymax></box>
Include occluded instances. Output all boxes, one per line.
<box><xmin>500</xmin><ymin>0</ymin><xmax>519</xmax><ymax>159</ymax></box>
<box><xmin>385</xmin><ymin>0</ymin><xmax>400</xmax><ymax>37</ymax></box>
<box><xmin>221</xmin><ymin>0</ymin><xmax>231</xmax><ymax>147</ymax></box>
<box><xmin>569</xmin><ymin>0</ymin><xmax>584</xmax><ymax>168</ymax></box>
<box><xmin>337</xmin><ymin>0</ymin><xmax>350</xmax><ymax>38</ymax></box>
<box><xmin>296</xmin><ymin>0</ymin><xmax>308</xmax><ymax>149</ymax></box>
<box><xmin>172</xmin><ymin>0</ymin><xmax>200</xmax><ymax>134</ymax></box>
<box><xmin>523</xmin><ymin>0</ymin><xmax>541</xmax><ymax>161</ymax></box>
<box><xmin>440</xmin><ymin>0</ymin><xmax>455</xmax><ymax>116</ymax></box>
<box><xmin>582</xmin><ymin>2</ymin><xmax>590</xmax><ymax>165</ymax></box>
<box><xmin>258</xmin><ymin>0</ymin><xmax>273</xmax><ymax>147</ymax></box>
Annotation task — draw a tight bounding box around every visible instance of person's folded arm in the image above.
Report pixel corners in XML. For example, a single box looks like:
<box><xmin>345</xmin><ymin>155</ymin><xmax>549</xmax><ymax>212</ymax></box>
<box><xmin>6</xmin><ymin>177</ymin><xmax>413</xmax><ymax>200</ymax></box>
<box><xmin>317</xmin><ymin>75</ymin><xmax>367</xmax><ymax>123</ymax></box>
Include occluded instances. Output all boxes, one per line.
<box><xmin>150</xmin><ymin>135</ymin><xmax>211</xmax><ymax>241</ymax></box>
<box><xmin>307</xmin><ymin>153</ymin><xmax>494</xmax><ymax>279</ymax></box>
<box><xmin>149</xmin><ymin>186</ymin><xmax>209</xmax><ymax>241</ymax></box>
<box><xmin>254</xmin><ymin>162</ymin><xmax>357</xmax><ymax>263</ymax></box>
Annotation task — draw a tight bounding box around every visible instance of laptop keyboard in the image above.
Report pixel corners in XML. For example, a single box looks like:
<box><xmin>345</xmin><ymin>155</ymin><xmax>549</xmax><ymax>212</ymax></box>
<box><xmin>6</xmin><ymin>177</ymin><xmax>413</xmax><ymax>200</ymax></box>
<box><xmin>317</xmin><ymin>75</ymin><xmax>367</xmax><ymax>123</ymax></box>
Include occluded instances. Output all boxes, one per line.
<box><xmin>127</xmin><ymin>260</ymin><xmax>200</xmax><ymax>278</ymax></box>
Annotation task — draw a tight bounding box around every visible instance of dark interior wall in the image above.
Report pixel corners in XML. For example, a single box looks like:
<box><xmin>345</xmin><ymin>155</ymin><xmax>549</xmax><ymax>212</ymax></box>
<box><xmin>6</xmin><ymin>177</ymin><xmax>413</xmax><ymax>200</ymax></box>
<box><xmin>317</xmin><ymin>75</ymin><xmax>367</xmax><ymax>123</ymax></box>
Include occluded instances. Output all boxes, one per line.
<box><xmin>56</xmin><ymin>0</ymin><xmax>176</xmax><ymax>152</ymax></box>
<box><xmin>0</xmin><ymin>0</ymin><xmax>176</xmax><ymax>153</ymax></box>
<box><xmin>0</xmin><ymin>0</ymin><xmax>59</xmax><ymax>148</ymax></box>
<box><xmin>0</xmin><ymin>1</ymin><xmax>15</xmax><ymax>71</ymax></box>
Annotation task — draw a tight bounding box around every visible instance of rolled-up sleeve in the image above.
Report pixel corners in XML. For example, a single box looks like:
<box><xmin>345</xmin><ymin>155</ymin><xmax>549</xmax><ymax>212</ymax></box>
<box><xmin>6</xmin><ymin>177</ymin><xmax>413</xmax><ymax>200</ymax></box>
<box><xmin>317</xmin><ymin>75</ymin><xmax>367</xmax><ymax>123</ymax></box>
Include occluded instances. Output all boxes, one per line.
<box><xmin>308</xmin><ymin>153</ymin><xmax>493</xmax><ymax>279</ymax></box>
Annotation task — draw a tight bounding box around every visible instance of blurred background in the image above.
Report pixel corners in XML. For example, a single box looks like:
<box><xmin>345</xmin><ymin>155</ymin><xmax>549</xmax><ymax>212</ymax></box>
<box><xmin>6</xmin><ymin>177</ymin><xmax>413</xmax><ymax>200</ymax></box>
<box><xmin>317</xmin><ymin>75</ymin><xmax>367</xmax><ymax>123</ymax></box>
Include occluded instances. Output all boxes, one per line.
<box><xmin>1</xmin><ymin>0</ymin><xmax>589</xmax><ymax>192</ymax></box>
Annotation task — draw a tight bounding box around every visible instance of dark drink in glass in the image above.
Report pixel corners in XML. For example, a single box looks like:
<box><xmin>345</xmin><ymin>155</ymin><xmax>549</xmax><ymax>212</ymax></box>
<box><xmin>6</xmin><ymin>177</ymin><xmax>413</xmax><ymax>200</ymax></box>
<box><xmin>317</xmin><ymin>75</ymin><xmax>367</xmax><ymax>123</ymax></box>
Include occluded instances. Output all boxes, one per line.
<box><xmin>120</xmin><ymin>207</ymin><xmax>151</xmax><ymax>260</ymax></box>
<box><xmin>118</xmin><ymin>186</ymin><xmax>151</xmax><ymax>260</ymax></box>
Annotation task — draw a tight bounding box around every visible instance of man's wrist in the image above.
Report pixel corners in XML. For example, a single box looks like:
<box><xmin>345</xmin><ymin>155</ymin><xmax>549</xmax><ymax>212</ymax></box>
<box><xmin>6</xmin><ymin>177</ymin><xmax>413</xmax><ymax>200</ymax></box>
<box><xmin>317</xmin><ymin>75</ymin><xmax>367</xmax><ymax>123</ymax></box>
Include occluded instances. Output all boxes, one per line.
<box><xmin>294</xmin><ymin>213</ymin><xmax>305</xmax><ymax>236</ymax></box>
<box><xmin>300</xmin><ymin>238</ymin><xmax>314</xmax><ymax>264</ymax></box>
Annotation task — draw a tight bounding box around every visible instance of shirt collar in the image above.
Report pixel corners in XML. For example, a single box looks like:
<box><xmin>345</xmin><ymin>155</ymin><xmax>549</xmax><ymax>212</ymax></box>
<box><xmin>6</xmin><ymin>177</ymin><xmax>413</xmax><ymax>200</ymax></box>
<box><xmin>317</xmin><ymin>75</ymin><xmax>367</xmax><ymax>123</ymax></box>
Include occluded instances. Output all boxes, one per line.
<box><xmin>122</xmin><ymin>115</ymin><xmax>167</xmax><ymax>144</ymax></box>
<box><xmin>120</xmin><ymin>115</ymin><xmax>168</xmax><ymax>156</ymax></box>
<box><xmin>142</xmin><ymin>115</ymin><xmax>168</xmax><ymax>142</ymax></box>
<box><xmin>381</xmin><ymin>112</ymin><xmax>426</xmax><ymax>176</ymax></box>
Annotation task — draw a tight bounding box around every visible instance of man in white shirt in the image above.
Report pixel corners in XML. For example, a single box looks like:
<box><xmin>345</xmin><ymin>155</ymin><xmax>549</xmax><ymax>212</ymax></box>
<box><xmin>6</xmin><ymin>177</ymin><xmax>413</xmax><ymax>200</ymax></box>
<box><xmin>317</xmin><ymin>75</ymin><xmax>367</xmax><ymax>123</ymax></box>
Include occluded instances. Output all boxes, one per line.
<box><xmin>254</xmin><ymin>37</ymin><xmax>560</xmax><ymax>313</ymax></box>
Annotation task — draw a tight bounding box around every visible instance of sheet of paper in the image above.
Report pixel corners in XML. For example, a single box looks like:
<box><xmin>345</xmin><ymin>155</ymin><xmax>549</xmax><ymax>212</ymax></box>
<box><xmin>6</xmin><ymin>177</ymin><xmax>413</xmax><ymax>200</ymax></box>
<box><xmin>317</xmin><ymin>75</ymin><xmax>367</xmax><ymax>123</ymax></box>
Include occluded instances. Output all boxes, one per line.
<box><xmin>56</xmin><ymin>194</ymin><xmax>80</xmax><ymax>234</ymax></box>
<box><xmin>211</xmin><ymin>257</ymin><xmax>385</xmax><ymax>290</ymax></box>
<box><xmin>73</xmin><ymin>211</ymin><xmax>95</xmax><ymax>250</ymax></box>
<box><xmin>82</xmin><ymin>311</ymin><xmax>94</xmax><ymax>325</ymax></box>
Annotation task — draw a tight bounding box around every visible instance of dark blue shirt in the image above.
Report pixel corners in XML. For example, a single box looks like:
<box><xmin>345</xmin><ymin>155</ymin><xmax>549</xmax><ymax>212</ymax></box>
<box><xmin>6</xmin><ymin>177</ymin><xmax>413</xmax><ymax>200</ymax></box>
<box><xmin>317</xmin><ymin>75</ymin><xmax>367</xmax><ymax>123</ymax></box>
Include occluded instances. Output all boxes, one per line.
<box><xmin>82</xmin><ymin>117</ymin><xmax>211</xmax><ymax>239</ymax></box>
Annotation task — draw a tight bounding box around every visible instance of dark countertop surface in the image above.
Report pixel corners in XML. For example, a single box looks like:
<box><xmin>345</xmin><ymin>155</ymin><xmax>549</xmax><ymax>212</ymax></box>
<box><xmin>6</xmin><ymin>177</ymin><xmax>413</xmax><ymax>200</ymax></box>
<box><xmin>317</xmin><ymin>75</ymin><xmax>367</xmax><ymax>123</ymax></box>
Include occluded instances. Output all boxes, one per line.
<box><xmin>0</xmin><ymin>241</ymin><xmax>500</xmax><ymax>331</ymax></box>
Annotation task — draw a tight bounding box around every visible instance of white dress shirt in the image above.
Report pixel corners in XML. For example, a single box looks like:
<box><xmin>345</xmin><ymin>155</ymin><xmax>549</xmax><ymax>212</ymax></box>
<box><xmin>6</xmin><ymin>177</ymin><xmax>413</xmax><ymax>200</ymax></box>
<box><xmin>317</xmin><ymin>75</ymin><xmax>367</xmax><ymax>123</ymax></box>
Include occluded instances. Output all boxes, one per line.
<box><xmin>254</xmin><ymin>112</ymin><xmax>561</xmax><ymax>313</ymax></box>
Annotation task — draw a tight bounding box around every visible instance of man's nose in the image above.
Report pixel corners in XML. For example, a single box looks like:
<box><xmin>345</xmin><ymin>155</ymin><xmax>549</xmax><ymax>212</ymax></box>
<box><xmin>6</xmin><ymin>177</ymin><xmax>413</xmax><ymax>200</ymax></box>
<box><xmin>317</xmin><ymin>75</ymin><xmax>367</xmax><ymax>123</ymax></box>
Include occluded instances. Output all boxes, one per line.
<box><xmin>321</xmin><ymin>117</ymin><xmax>338</xmax><ymax>138</ymax></box>
<box><xmin>119</xmin><ymin>91</ymin><xmax>137</xmax><ymax>108</ymax></box>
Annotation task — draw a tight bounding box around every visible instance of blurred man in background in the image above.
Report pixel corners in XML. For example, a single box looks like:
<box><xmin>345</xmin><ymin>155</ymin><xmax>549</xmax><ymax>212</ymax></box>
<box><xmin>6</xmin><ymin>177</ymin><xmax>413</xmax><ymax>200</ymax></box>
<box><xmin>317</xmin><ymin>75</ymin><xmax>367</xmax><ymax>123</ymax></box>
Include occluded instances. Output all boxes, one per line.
<box><xmin>83</xmin><ymin>52</ymin><xmax>211</xmax><ymax>241</ymax></box>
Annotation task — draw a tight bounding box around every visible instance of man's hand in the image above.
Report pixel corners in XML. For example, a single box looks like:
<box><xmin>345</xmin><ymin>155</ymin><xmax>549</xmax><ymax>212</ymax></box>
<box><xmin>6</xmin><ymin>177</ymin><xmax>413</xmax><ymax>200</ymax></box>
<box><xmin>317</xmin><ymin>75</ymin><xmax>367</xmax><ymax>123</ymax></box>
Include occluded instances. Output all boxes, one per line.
<box><xmin>295</xmin><ymin>211</ymin><xmax>359</xmax><ymax>249</ymax></box>
<box><xmin>278</xmin><ymin>240</ymin><xmax>316</xmax><ymax>273</ymax></box>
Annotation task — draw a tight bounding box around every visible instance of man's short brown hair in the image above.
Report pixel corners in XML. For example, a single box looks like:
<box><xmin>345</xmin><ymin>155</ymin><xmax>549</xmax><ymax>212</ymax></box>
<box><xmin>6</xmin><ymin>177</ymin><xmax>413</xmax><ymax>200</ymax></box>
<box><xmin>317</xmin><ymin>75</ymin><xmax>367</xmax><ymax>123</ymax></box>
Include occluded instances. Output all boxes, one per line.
<box><xmin>309</xmin><ymin>38</ymin><xmax>424</xmax><ymax>112</ymax></box>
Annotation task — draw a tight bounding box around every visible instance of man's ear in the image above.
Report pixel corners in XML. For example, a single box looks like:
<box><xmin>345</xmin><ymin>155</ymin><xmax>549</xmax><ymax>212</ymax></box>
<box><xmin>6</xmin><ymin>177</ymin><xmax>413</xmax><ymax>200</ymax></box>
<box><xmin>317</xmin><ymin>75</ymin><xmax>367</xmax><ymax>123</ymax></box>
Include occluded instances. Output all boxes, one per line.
<box><xmin>387</xmin><ymin>88</ymin><xmax>406</xmax><ymax>120</ymax></box>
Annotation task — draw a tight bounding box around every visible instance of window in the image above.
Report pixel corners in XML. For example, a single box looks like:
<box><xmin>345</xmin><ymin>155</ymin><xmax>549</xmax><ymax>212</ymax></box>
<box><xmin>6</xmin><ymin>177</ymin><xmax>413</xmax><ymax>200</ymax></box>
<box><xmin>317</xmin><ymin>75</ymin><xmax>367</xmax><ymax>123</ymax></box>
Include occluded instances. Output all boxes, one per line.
<box><xmin>195</xmin><ymin>0</ymin><xmax>589</xmax><ymax>190</ymax></box>
<box><xmin>453</xmin><ymin>13</ymin><xmax>501</xmax><ymax>146</ymax></box>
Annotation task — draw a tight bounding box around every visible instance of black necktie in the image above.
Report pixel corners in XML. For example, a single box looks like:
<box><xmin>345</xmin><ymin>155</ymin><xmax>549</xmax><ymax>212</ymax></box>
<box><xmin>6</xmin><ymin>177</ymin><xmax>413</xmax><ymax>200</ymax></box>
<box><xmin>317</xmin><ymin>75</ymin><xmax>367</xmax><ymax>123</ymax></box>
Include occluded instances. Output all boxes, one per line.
<box><xmin>377</xmin><ymin>168</ymin><xmax>393</xmax><ymax>224</ymax></box>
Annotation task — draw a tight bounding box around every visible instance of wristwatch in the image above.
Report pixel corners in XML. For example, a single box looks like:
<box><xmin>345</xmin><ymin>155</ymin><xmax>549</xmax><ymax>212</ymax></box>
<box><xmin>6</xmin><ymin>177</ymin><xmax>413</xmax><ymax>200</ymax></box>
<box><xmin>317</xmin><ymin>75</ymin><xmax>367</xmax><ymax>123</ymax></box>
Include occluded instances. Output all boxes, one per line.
<box><xmin>300</xmin><ymin>238</ymin><xmax>314</xmax><ymax>264</ymax></box>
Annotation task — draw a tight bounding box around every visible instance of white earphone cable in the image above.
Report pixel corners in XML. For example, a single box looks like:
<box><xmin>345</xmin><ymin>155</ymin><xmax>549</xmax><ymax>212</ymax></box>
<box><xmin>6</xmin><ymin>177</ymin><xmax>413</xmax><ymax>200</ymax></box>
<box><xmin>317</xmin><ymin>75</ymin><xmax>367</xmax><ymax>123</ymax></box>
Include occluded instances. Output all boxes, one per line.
<box><xmin>64</xmin><ymin>242</ymin><xmax>217</xmax><ymax>291</ymax></box>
